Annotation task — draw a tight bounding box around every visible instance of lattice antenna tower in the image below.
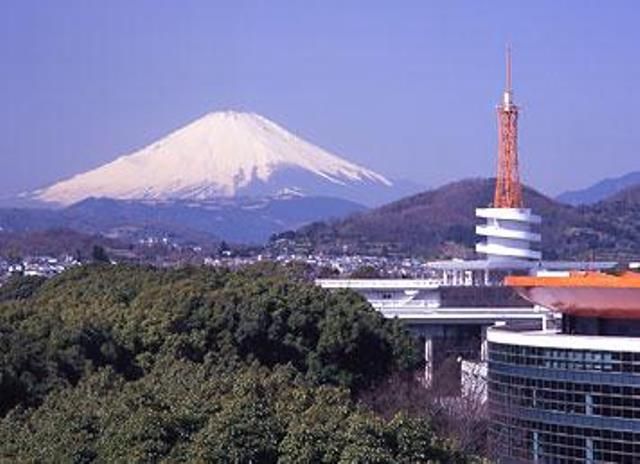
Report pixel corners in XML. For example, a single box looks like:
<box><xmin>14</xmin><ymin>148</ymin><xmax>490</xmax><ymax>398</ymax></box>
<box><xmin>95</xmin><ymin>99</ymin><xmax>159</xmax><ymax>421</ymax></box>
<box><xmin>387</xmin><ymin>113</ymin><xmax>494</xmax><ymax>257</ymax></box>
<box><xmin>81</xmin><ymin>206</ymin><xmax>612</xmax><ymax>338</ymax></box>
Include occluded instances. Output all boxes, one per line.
<box><xmin>493</xmin><ymin>46</ymin><xmax>523</xmax><ymax>208</ymax></box>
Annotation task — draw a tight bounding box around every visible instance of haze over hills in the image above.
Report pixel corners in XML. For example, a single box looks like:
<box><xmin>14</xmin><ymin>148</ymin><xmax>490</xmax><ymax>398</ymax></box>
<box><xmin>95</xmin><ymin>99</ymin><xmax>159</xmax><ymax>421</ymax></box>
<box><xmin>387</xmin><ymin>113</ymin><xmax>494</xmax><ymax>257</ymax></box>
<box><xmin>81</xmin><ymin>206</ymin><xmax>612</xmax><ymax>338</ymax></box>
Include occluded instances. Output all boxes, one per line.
<box><xmin>557</xmin><ymin>171</ymin><xmax>640</xmax><ymax>205</ymax></box>
<box><xmin>0</xmin><ymin>195</ymin><xmax>366</xmax><ymax>245</ymax></box>
<box><xmin>34</xmin><ymin>111</ymin><xmax>402</xmax><ymax>207</ymax></box>
<box><xmin>272</xmin><ymin>178</ymin><xmax>640</xmax><ymax>261</ymax></box>
<box><xmin>5</xmin><ymin>175</ymin><xmax>640</xmax><ymax>259</ymax></box>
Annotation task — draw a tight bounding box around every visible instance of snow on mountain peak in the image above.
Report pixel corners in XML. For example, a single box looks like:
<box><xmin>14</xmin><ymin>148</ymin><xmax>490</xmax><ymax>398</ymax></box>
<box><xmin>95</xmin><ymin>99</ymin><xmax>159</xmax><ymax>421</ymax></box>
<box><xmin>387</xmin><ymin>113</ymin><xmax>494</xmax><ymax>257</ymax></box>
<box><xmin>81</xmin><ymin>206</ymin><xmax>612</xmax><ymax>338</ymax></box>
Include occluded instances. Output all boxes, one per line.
<box><xmin>36</xmin><ymin>111</ymin><xmax>392</xmax><ymax>206</ymax></box>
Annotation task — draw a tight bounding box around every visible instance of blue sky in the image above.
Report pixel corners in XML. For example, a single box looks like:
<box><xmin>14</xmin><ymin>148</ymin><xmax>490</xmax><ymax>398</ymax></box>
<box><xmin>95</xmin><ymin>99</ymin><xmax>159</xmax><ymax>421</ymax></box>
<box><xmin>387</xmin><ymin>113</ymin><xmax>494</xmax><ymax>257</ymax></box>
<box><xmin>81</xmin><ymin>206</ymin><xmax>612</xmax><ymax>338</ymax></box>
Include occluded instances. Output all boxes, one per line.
<box><xmin>1</xmin><ymin>1</ymin><xmax>639</xmax><ymax>197</ymax></box>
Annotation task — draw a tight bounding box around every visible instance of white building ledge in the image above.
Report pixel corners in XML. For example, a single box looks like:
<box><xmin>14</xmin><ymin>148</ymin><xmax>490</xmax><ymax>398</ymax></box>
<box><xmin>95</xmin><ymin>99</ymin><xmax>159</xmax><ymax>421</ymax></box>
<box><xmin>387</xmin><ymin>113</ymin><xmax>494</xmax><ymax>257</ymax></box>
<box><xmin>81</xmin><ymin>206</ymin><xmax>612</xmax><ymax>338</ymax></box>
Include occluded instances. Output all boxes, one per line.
<box><xmin>488</xmin><ymin>327</ymin><xmax>640</xmax><ymax>352</ymax></box>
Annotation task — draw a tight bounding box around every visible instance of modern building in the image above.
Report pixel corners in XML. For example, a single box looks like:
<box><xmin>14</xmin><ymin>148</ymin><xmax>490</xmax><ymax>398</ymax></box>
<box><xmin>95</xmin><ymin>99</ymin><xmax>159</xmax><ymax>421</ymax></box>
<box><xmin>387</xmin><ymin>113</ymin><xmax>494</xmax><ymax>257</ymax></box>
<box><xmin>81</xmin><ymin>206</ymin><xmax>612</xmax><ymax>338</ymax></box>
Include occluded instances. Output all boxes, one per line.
<box><xmin>317</xmin><ymin>265</ymin><xmax>614</xmax><ymax>388</ymax></box>
<box><xmin>317</xmin><ymin>50</ymin><xmax>618</xmax><ymax>389</ymax></box>
<box><xmin>426</xmin><ymin>259</ymin><xmax>614</xmax><ymax>288</ymax></box>
<box><xmin>317</xmin><ymin>277</ymin><xmax>551</xmax><ymax>385</ymax></box>
<box><xmin>476</xmin><ymin>208</ymin><xmax>541</xmax><ymax>262</ymax></box>
<box><xmin>488</xmin><ymin>272</ymin><xmax>640</xmax><ymax>463</ymax></box>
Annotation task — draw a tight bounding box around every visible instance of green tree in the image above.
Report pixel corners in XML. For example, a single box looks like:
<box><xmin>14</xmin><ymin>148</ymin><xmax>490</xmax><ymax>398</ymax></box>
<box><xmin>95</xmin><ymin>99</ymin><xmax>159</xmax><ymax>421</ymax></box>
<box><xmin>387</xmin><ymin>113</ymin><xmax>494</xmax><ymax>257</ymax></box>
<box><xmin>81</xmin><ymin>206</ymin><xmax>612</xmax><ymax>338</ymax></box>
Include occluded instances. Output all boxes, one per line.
<box><xmin>0</xmin><ymin>264</ymin><xmax>481</xmax><ymax>462</ymax></box>
<box><xmin>91</xmin><ymin>245</ymin><xmax>110</xmax><ymax>263</ymax></box>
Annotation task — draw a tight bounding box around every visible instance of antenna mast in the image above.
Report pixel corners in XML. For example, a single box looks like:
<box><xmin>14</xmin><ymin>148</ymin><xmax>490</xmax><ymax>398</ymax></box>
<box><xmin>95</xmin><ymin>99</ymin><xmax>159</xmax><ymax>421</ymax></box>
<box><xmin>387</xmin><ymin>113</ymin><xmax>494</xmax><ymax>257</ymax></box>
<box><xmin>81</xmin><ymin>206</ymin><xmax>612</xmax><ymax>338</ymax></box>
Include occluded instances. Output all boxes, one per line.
<box><xmin>506</xmin><ymin>45</ymin><xmax>512</xmax><ymax>93</ymax></box>
<box><xmin>493</xmin><ymin>45</ymin><xmax>523</xmax><ymax>208</ymax></box>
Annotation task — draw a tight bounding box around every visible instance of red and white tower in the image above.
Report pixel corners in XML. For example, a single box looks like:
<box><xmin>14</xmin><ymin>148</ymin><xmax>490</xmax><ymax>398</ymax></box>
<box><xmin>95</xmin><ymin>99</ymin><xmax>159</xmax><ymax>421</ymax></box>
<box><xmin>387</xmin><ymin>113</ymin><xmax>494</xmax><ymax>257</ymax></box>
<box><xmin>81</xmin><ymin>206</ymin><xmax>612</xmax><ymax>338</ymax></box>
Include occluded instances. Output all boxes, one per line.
<box><xmin>476</xmin><ymin>48</ymin><xmax>541</xmax><ymax>262</ymax></box>
<box><xmin>494</xmin><ymin>47</ymin><xmax>523</xmax><ymax>208</ymax></box>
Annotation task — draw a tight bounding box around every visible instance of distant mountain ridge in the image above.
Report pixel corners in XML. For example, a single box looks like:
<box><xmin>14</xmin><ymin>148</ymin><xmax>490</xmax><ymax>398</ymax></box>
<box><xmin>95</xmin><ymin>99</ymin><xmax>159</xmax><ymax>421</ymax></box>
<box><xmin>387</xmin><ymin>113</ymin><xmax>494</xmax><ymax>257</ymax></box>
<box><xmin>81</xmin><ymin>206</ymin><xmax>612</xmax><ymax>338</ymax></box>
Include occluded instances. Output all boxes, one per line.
<box><xmin>272</xmin><ymin>178</ymin><xmax>640</xmax><ymax>261</ymax></box>
<box><xmin>34</xmin><ymin>111</ymin><xmax>402</xmax><ymax>207</ymax></box>
<box><xmin>0</xmin><ymin>195</ymin><xmax>366</xmax><ymax>244</ymax></box>
<box><xmin>0</xmin><ymin>228</ymin><xmax>130</xmax><ymax>260</ymax></box>
<box><xmin>602</xmin><ymin>182</ymin><xmax>640</xmax><ymax>204</ymax></box>
<box><xmin>7</xmin><ymin>177</ymin><xmax>640</xmax><ymax>260</ymax></box>
<box><xmin>557</xmin><ymin>171</ymin><xmax>640</xmax><ymax>205</ymax></box>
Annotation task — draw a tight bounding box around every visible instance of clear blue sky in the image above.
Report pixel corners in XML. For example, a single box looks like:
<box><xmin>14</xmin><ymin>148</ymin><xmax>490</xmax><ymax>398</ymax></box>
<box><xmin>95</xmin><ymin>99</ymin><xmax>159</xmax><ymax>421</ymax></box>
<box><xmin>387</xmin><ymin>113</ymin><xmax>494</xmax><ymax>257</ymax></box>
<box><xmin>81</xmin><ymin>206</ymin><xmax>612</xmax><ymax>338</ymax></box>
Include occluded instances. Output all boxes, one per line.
<box><xmin>1</xmin><ymin>0</ymin><xmax>639</xmax><ymax>197</ymax></box>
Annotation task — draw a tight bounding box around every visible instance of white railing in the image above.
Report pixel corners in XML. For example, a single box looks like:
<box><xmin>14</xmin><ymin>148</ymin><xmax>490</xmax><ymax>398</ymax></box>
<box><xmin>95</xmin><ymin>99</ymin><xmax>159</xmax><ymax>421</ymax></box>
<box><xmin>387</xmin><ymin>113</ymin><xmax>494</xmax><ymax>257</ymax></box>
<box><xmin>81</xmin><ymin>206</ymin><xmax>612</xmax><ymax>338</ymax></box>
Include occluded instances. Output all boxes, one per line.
<box><xmin>316</xmin><ymin>279</ymin><xmax>442</xmax><ymax>289</ymax></box>
<box><xmin>378</xmin><ymin>306</ymin><xmax>550</xmax><ymax>322</ymax></box>
<box><xmin>368</xmin><ymin>299</ymin><xmax>439</xmax><ymax>309</ymax></box>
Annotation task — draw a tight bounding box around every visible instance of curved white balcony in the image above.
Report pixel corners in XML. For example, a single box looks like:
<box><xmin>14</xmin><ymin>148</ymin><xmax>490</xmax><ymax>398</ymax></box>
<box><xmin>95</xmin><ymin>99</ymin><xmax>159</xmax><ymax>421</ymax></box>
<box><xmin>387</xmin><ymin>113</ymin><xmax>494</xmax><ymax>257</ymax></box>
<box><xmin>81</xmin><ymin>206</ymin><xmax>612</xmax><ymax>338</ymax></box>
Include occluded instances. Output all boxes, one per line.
<box><xmin>476</xmin><ymin>225</ymin><xmax>541</xmax><ymax>242</ymax></box>
<box><xmin>476</xmin><ymin>208</ymin><xmax>541</xmax><ymax>224</ymax></box>
<box><xmin>476</xmin><ymin>207</ymin><xmax>542</xmax><ymax>261</ymax></box>
<box><xmin>476</xmin><ymin>242</ymin><xmax>541</xmax><ymax>260</ymax></box>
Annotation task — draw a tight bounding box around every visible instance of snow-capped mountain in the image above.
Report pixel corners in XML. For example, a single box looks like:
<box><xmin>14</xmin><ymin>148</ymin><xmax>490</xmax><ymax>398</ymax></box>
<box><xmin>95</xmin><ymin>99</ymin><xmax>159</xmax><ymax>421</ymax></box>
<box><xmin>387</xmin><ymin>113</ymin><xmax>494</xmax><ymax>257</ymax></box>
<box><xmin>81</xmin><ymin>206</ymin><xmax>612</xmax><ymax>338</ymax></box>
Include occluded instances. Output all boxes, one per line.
<box><xmin>35</xmin><ymin>111</ymin><xmax>394</xmax><ymax>206</ymax></box>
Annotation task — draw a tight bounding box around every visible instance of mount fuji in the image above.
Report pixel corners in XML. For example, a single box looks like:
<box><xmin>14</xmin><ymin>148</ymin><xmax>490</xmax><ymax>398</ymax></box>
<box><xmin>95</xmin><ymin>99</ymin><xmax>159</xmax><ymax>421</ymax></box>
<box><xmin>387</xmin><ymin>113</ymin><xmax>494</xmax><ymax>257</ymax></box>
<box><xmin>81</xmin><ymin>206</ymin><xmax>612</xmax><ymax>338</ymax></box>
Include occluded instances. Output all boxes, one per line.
<box><xmin>6</xmin><ymin>111</ymin><xmax>420</xmax><ymax>244</ymax></box>
<box><xmin>35</xmin><ymin>111</ymin><xmax>396</xmax><ymax>206</ymax></box>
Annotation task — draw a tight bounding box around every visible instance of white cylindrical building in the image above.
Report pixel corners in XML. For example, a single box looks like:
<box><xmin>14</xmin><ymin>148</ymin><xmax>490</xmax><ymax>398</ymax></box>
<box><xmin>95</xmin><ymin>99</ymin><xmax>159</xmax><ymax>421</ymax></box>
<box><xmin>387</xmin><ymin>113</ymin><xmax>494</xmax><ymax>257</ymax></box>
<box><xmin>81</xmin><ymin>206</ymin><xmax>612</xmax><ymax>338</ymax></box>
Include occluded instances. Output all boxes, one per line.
<box><xmin>475</xmin><ymin>207</ymin><xmax>541</xmax><ymax>261</ymax></box>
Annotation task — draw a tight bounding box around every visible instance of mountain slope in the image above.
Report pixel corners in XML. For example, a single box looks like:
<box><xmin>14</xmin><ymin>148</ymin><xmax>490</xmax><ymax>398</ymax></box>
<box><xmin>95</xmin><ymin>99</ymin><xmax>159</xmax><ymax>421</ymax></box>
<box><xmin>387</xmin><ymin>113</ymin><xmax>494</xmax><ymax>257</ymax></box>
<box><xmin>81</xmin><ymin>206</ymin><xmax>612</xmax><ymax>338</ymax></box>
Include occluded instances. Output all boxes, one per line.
<box><xmin>0</xmin><ymin>195</ymin><xmax>366</xmax><ymax>245</ymax></box>
<box><xmin>272</xmin><ymin>178</ymin><xmax>639</xmax><ymax>260</ymax></box>
<box><xmin>602</xmin><ymin>183</ymin><xmax>640</xmax><ymax>204</ymax></box>
<box><xmin>557</xmin><ymin>171</ymin><xmax>640</xmax><ymax>205</ymax></box>
<box><xmin>0</xmin><ymin>228</ymin><xmax>131</xmax><ymax>260</ymax></box>
<box><xmin>35</xmin><ymin>111</ymin><xmax>394</xmax><ymax>206</ymax></box>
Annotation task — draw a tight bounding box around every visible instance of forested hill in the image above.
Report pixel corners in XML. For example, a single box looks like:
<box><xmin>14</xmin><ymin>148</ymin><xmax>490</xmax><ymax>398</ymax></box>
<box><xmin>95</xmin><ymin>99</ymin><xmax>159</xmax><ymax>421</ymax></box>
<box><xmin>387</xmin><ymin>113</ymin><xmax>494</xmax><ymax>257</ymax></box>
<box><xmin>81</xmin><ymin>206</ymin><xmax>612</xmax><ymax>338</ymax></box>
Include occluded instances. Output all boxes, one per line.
<box><xmin>273</xmin><ymin>178</ymin><xmax>640</xmax><ymax>261</ymax></box>
<box><xmin>604</xmin><ymin>183</ymin><xmax>640</xmax><ymax>204</ymax></box>
<box><xmin>0</xmin><ymin>264</ymin><xmax>481</xmax><ymax>462</ymax></box>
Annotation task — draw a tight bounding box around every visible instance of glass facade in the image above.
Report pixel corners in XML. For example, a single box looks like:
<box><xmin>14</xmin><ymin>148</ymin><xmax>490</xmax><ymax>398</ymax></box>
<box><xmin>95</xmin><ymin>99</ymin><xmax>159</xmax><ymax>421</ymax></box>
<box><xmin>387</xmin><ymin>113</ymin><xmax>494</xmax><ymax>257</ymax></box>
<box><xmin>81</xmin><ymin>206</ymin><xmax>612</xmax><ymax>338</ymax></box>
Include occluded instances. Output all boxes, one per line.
<box><xmin>488</xmin><ymin>338</ymin><xmax>640</xmax><ymax>463</ymax></box>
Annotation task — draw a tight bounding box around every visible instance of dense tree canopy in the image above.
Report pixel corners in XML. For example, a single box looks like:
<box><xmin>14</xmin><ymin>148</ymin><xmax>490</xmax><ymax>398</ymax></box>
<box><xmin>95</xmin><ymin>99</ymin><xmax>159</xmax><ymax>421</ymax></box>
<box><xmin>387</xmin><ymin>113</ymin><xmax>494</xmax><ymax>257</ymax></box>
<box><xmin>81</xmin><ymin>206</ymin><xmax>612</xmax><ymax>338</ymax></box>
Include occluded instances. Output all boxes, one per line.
<box><xmin>0</xmin><ymin>264</ymin><xmax>481</xmax><ymax>462</ymax></box>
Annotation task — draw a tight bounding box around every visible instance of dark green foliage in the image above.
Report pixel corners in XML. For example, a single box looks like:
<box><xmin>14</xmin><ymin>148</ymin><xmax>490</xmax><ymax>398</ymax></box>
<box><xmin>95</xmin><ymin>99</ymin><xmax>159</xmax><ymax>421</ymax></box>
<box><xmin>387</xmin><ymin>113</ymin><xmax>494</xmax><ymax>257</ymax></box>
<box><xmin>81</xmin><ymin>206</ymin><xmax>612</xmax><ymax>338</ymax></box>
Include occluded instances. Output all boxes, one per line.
<box><xmin>350</xmin><ymin>265</ymin><xmax>381</xmax><ymax>278</ymax></box>
<box><xmin>0</xmin><ymin>364</ymin><xmax>475</xmax><ymax>463</ymax></box>
<box><xmin>0</xmin><ymin>264</ymin><xmax>478</xmax><ymax>462</ymax></box>
<box><xmin>0</xmin><ymin>275</ymin><xmax>46</xmax><ymax>302</ymax></box>
<box><xmin>91</xmin><ymin>244</ymin><xmax>110</xmax><ymax>263</ymax></box>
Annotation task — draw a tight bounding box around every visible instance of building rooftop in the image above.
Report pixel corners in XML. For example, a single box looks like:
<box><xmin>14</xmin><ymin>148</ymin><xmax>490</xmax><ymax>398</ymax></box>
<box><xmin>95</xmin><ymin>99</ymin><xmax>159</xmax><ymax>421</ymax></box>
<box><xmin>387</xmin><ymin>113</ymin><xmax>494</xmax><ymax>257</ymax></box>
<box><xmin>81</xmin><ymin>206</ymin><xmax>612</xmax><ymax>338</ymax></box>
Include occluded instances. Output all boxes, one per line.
<box><xmin>507</xmin><ymin>271</ymin><xmax>640</xmax><ymax>319</ymax></box>
<box><xmin>489</xmin><ymin>326</ymin><xmax>640</xmax><ymax>351</ymax></box>
<box><xmin>316</xmin><ymin>278</ymin><xmax>441</xmax><ymax>289</ymax></box>
<box><xmin>426</xmin><ymin>259</ymin><xmax>617</xmax><ymax>271</ymax></box>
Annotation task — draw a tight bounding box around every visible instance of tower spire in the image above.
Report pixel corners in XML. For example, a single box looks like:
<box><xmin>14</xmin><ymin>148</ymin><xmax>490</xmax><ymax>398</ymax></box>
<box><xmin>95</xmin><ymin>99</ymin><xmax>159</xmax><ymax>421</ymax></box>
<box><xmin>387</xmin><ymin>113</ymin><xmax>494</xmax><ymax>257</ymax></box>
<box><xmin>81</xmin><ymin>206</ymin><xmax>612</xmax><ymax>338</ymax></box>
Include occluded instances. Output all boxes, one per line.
<box><xmin>506</xmin><ymin>45</ymin><xmax>512</xmax><ymax>93</ymax></box>
<box><xmin>493</xmin><ymin>45</ymin><xmax>523</xmax><ymax>208</ymax></box>
<box><xmin>476</xmin><ymin>47</ymin><xmax>541</xmax><ymax>262</ymax></box>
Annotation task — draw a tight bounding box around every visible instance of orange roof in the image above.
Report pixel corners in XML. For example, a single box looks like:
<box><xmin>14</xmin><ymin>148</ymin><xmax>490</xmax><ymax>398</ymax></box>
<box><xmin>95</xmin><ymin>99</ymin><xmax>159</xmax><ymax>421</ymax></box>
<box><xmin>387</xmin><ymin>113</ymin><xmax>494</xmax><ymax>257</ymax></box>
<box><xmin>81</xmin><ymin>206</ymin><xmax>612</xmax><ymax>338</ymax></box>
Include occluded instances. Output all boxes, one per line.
<box><xmin>506</xmin><ymin>272</ymin><xmax>640</xmax><ymax>289</ymax></box>
<box><xmin>506</xmin><ymin>272</ymin><xmax>640</xmax><ymax>317</ymax></box>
